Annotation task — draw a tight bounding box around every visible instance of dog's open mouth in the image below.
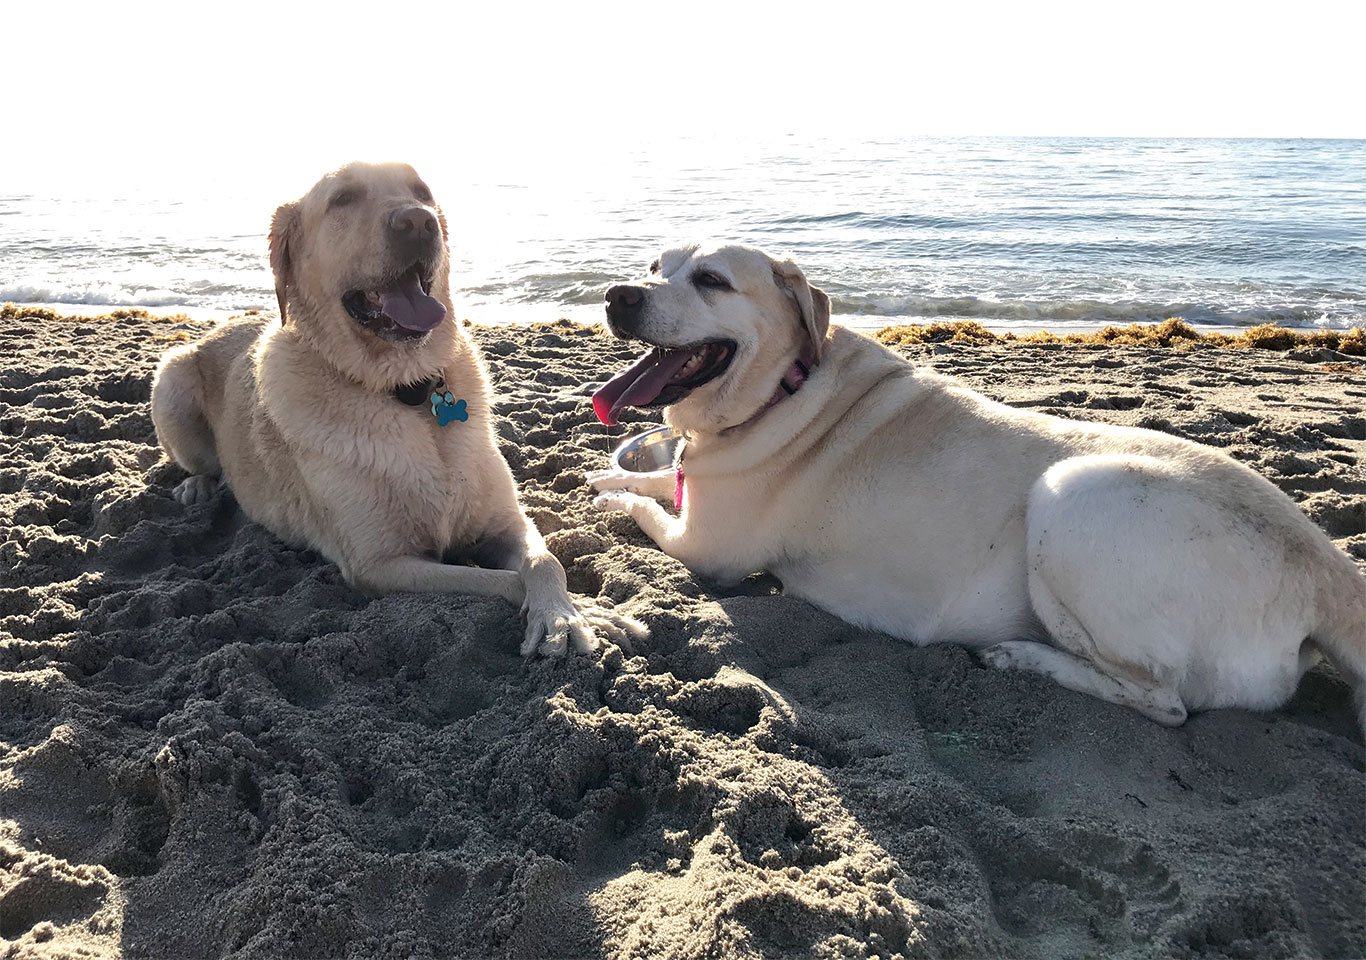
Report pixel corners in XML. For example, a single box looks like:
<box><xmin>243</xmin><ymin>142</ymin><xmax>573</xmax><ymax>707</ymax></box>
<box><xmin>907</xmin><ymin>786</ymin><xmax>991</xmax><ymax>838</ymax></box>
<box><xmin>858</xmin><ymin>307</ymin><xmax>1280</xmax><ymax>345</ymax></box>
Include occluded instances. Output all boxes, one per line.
<box><xmin>592</xmin><ymin>339</ymin><xmax>735</xmax><ymax>426</ymax></box>
<box><xmin>342</xmin><ymin>266</ymin><xmax>445</xmax><ymax>342</ymax></box>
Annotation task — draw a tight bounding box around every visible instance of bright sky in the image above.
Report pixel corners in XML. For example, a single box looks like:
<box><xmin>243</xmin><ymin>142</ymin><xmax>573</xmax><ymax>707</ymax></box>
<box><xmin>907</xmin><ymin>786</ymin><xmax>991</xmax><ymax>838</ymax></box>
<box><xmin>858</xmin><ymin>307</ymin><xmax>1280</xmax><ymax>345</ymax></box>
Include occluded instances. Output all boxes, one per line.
<box><xmin>3</xmin><ymin>0</ymin><xmax>1362</xmax><ymax>195</ymax></box>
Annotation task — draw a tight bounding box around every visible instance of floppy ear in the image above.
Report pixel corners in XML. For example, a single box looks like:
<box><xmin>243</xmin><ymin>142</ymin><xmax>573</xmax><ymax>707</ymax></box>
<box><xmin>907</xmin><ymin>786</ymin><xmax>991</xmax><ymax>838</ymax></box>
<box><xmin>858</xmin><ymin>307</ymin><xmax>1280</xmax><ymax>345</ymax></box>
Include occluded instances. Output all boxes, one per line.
<box><xmin>772</xmin><ymin>257</ymin><xmax>831</xmax><ymax>360</ymax></box>
<box><xmin>268</xmin><ymin>202</ymin><xmax>301</xmax><ymax>325</ymax></box>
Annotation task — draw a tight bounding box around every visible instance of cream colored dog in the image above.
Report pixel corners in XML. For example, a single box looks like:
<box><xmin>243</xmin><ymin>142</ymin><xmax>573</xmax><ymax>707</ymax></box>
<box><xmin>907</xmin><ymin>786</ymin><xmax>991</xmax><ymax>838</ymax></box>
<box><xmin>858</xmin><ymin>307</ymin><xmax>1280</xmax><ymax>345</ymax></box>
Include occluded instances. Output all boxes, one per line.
<box><xmin>587</xmin><ymin>243</ymin><xmax>1366</xmax><ymax>728</ymax></box>
<box><xmin>151</xmin><ymin>161</ymin><xmax>642</xmax><ymax>656</ymax></box>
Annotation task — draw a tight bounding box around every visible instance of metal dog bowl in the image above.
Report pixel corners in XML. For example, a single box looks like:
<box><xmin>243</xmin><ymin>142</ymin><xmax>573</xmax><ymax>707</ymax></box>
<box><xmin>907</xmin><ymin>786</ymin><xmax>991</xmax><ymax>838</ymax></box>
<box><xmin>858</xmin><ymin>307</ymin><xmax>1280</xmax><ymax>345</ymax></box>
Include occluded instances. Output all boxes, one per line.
<box><xmin>610</xmin><ymin>426</ymin><xmax>682</xmax><ymax>476</ymax></box>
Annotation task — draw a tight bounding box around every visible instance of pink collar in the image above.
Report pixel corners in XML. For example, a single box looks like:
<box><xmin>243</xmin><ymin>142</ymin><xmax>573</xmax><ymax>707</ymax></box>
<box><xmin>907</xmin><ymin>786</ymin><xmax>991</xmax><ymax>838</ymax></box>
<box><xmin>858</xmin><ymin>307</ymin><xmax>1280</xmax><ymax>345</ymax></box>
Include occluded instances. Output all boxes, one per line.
<box><xmin>674</xmin><ymin>345</ymin><xmax>819</xmax><ymax>510</ymax></box>
<box><xmin>759</xmin><ymin>344</ymin><xmax>818</xmax><ymax>414</ymax></box>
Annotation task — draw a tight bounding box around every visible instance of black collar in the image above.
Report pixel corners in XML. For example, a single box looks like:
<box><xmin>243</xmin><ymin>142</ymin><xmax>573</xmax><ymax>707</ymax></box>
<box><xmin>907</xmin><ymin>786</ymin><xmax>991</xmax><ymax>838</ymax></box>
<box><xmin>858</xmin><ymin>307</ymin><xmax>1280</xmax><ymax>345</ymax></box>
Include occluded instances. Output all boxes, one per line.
<box><xmin>393</xmin><ymin>374</ymin><xmax>444</xmax><ymax>406</ymax></box>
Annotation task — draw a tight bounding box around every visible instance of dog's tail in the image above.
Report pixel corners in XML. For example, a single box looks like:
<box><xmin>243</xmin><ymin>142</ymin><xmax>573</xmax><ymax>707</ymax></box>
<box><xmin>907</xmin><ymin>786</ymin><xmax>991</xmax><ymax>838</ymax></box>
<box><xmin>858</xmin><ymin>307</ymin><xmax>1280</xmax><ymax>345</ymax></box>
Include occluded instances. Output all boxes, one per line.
<box><xmin>1312</xmin><ymin>550</ymin><xmax>1366</xmax><ymax>737</ymax></box>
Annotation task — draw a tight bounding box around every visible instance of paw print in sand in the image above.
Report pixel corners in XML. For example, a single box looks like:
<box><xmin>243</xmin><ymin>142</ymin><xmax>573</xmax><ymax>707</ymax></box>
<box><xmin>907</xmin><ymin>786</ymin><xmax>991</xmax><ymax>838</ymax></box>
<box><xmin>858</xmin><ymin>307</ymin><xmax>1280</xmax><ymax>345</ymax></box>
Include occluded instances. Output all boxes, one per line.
<box><xmin>430</xmin><ymin>391</ymin><xmax>469</xmax><ymax>426</ymax></box>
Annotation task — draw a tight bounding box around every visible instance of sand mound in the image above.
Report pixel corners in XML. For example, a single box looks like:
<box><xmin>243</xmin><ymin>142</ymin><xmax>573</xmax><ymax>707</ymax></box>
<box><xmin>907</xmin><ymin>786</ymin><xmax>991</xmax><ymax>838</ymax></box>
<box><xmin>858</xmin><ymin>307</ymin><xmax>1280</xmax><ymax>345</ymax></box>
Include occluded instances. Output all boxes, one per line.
<box><xmin>1</xmin><ymin>313</ymin><xmax>1362</xmax><ymax>959</ymax></box>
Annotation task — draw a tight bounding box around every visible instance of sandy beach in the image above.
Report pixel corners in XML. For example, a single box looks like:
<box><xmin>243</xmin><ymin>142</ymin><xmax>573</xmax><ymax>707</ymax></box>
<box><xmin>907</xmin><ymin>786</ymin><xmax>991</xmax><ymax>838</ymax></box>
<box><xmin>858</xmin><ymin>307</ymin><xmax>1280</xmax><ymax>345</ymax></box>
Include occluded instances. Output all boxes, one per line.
<box><xmin>1</xmin><ymin>309</ymin><xmax>1363</xmax><ymax>959</ymax></box>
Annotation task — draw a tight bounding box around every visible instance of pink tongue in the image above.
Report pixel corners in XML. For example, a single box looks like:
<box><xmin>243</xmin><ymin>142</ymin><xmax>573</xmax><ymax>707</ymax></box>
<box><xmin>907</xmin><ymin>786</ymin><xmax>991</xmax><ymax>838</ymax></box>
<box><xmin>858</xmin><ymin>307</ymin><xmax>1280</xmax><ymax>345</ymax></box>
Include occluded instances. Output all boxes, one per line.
<box><xmin>592</xmin><ymin>346</ymin><xmax>696</xmax><ymax>426</ymax></box>
<box><xmin>379</xmin><ymin>274</ymin><xmax>446</xmax><ymax>332</ymax></box>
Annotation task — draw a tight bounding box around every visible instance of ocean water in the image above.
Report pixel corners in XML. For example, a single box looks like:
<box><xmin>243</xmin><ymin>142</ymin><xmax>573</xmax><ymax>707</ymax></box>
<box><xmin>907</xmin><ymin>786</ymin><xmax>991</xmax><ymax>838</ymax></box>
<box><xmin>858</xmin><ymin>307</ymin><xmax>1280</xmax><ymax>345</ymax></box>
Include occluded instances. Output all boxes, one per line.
<box><xmin>2</xmin><ymin>136</ymin><xmax>1363</xmax><ymax>331</ymax></box>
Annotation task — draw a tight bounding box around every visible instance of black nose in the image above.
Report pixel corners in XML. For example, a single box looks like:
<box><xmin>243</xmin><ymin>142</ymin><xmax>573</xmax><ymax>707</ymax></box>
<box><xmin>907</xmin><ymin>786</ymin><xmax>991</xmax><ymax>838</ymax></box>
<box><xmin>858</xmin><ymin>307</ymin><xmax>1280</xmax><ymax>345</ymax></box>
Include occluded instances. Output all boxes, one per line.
<box><xmin>605</xmin><ymin>284</ymin><xmax>645</xmax><ymax>332</ymax></box>
<box><xmin>388</xmin><ymin>206</ymin><xmax>439</xmax><ymax>253</ymax></box>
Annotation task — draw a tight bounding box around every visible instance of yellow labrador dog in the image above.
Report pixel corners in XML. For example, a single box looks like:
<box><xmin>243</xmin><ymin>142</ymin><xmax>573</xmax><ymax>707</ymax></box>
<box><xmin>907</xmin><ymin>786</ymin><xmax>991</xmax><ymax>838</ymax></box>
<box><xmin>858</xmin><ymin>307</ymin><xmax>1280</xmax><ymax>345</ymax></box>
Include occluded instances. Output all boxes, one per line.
<box><xmin>587</xmin><ymin>243</ymin><xmax>1366</xmax><ymax>729</ymax></box>
<box><xmin>151</xmin><ymin>161</ymin><xmax>642</xmax><ymax>656</ymax></box>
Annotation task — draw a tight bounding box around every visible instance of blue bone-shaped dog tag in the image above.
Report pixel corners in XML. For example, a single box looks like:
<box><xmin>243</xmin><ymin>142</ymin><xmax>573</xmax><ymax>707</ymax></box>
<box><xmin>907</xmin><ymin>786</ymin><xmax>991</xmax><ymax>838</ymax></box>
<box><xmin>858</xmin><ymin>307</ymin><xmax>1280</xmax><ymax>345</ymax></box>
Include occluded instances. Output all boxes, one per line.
<box><xmin>430</xmin><ymin>392</ymin><xmax>468</xmax><ymax>426</ymax></box>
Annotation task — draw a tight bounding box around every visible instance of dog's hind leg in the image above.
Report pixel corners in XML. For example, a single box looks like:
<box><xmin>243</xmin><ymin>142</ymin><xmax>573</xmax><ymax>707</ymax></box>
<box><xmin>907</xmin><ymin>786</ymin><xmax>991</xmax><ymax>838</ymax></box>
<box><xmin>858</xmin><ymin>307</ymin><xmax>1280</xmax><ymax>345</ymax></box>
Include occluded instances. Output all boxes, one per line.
<box><xmin>981</xmin><ymin>639</ymin><xmax>1187</xmax><ymax>725</ymax></box>
<box><xmin>1003</xmin><ymin>456</ymin><xmax>1194</xmax><ymax>725</ymax></box>
<box><xmin>150</xmin><ymin>345</ymin><xmax>221</xmax><ymax>505</ymax></box>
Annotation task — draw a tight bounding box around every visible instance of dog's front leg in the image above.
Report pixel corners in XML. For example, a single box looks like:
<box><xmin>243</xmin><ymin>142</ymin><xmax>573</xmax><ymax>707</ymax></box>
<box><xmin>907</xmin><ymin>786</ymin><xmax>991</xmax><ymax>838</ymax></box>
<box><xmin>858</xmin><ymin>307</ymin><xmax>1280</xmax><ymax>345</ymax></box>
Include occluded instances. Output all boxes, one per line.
<box><xmin>479</xmin><ymin>518</ymin><xmax>647</xmax><ymax>658</ymax></box>
<box><xmin>349</xmin><ymin>557</ymin><xmax>525</xmax><ymax>603</ymax></box>
<box><xmin>593</xmin><ymin>492</ymin><xmax>755</xmax><ymax>586</ymax></box>
<box><xmin>592</xmin><ymin>491</ymin><xmax>681</xmax><ymax>550</ymax></box>
<box><xmin>585</xmin><ymin>467</ymin><xmax>677</xmax><ymax>502</ymax></box>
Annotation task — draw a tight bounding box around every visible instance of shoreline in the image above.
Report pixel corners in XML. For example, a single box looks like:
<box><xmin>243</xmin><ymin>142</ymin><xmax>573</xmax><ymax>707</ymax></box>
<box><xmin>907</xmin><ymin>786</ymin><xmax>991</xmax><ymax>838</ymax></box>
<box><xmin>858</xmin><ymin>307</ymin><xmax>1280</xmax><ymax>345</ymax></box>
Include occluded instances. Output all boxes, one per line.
<box><xmin>5</xmin><ymin>302</ymin><xmax>1363</xmax><ymax>352</ymax></box>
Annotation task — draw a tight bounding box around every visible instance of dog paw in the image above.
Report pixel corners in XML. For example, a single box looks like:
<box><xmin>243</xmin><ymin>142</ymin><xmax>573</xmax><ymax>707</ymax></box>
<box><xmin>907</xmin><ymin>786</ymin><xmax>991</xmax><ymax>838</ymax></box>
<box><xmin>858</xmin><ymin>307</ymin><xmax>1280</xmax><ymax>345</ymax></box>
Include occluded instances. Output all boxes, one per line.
<box><xmin>585</xmin><ymin>468</ymin><xmax>639</xmax><ymax>493</ymax></box>
<box><xmin>979</xmin><ymin>642</ymin><xmax>1031</xmax><ymax>671</ymax></box>
<box><xmin>173</xmin><ymin>474</ymin><xmax>220</xmax><ymax>506</ymax></box>
<box><xmin>592</xmin><ymin>491</ymin><xmax>648</xmax><ymax>514</ymax></box>
<box><xmin>519</xmin><ymin>598</ymin><xmax>648</xmax><ymax>658</ymax></box>
<box><xmin>520</xmin><ymin>602</ymin><xmax>598</xmax><ymax>658</ymax></box>
<box><xmin>572</xmin><ymin>596</ymin><xmax>648</xmax><ymax>653</ymax></box>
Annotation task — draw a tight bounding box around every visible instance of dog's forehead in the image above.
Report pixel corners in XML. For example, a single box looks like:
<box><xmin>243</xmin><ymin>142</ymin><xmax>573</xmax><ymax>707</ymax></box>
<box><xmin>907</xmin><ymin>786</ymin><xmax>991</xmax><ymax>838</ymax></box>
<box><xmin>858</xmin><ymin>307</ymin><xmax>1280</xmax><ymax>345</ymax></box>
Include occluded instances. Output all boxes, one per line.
<box><xmin>657</xmin><ymin>244</ymin><xmax>773</xmax><ymax>283</ymax></box>
<box><xmin>301</xmin><ymin>162</ymin><xmax>423</xmax><ymax>206</ymax></box>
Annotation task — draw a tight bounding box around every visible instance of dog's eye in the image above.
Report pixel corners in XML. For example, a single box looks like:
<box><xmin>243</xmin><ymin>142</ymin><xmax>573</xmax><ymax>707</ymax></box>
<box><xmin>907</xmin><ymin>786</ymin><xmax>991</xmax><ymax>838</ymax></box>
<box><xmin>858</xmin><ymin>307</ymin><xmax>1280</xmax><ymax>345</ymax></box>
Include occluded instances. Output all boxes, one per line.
<box><xmin>649</xmin><ymin>259</ymin><xmax>661</xmax><ymax>274</ymax></box>
<box><xmin>691</xmin><ymin>270</ymin><xmax>731</xmax><ymax>290</ymax></box>
<box><xmin>413</xmin><ymin>183</ymin><xmax>434</xmax><ymax>204</ymax></box>
<box><xmin>329</xmin><ymin>190</ymin><xmax>359</xmax><ymax>209</ymax></box>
